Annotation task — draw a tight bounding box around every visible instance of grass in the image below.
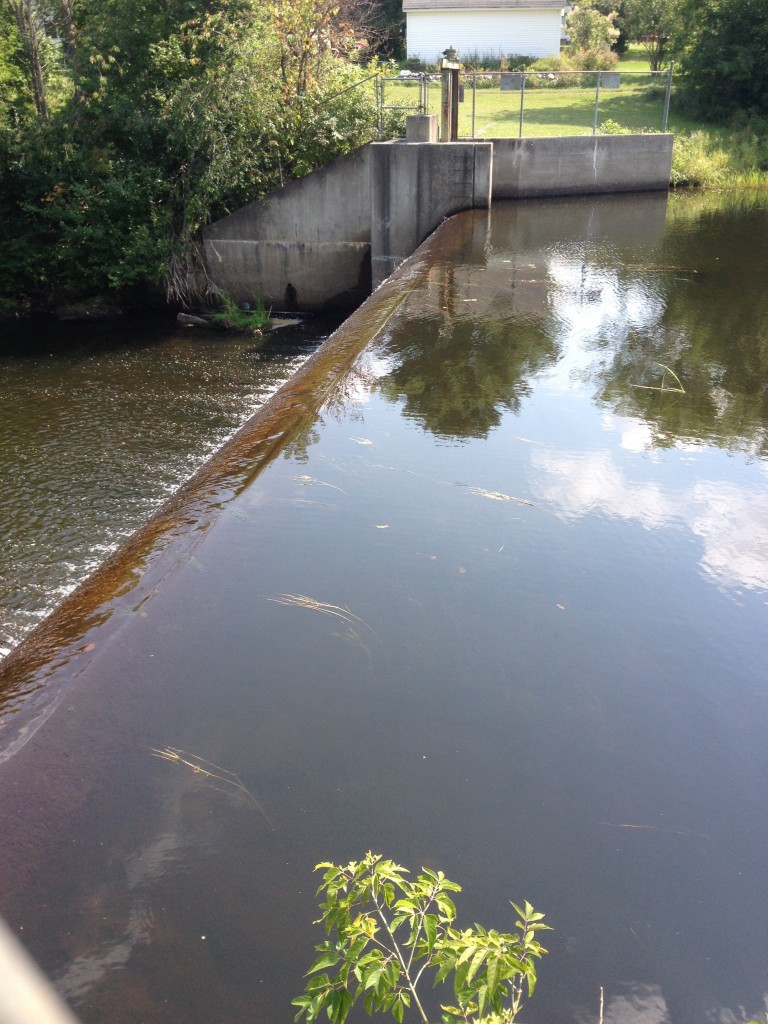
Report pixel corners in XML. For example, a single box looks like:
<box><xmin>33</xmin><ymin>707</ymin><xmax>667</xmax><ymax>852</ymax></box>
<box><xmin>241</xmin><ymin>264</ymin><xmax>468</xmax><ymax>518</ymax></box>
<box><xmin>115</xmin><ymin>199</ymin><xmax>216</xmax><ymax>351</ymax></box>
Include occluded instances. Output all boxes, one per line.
<box><xmin>619</xmin><ymin>43</ymin><xmax>653</xmax><ymax>72</ymax></box>
<box><xmin>151</xmin><ymin>746</ymin><xmax>275</xmax><ymax>828</ymax></box>
<box><xmin>210</xmin><ymin>293</ymin><xmax>271</xmax><ymax>332</ymax></box>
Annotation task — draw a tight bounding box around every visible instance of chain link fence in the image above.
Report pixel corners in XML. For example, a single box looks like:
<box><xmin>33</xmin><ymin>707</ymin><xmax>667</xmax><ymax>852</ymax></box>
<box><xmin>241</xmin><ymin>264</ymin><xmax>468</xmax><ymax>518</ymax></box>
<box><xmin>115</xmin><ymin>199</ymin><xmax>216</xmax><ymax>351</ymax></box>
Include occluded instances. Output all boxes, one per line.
<box><xmin>377</xmin><ymin>67</ymin><xmax>674</xmax><ymax>138</ymax></box>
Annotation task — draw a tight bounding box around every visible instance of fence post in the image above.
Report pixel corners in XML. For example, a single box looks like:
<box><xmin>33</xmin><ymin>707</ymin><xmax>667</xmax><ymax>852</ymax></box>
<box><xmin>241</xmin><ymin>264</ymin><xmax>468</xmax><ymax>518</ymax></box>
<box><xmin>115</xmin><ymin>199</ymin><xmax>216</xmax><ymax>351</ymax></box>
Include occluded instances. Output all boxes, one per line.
<box><xmin>592</xmin><ymin>71</ymin><xmax>601</xmax><ymax>136</ymax></box>
<box><xmin>472</xmin><ymin>70</ymin><xmax>477</xmax><ymax>139</ymax></box>
<box><xmin>518</xmin><ymin>72</ymin><xmax>526</xmax><ymax>139</ymax></box>
<box><xmin>662</xmin><ymin>61</ymin><xmax>674</xmax><ymax>131</ymax></box>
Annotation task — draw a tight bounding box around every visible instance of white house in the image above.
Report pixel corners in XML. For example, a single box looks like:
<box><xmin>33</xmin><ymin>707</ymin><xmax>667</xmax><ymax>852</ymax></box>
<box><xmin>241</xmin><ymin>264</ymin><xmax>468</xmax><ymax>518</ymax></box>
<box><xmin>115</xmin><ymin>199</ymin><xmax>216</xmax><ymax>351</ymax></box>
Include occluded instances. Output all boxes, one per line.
<box><xmin>403</xmin><ymin>0</ymin><xmax>564</xmax><ymax>64</ymax></box>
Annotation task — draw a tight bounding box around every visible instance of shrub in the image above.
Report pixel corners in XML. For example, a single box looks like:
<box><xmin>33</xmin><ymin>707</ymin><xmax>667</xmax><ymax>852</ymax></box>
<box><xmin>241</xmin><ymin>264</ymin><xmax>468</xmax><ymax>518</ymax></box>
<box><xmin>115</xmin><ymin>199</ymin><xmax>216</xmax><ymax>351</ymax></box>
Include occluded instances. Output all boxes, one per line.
<box><xmin>292</xmin><ymin>853</ymin><xmax>550</xmax><ymax>1024</ymax></box>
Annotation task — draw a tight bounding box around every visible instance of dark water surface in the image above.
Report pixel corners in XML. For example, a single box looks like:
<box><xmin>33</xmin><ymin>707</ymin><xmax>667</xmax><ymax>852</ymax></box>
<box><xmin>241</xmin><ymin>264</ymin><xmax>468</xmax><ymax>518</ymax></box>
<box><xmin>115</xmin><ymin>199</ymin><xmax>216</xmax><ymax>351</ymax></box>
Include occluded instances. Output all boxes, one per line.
<box><xmin>0</xmin><ymin>316</ymin><xmax>337</xmax><ymax>656</ymax></box>
<box><xmin>0</xmin><ymin>193</ymin><xmax>767</xmax><ymax>1024</ymax></box>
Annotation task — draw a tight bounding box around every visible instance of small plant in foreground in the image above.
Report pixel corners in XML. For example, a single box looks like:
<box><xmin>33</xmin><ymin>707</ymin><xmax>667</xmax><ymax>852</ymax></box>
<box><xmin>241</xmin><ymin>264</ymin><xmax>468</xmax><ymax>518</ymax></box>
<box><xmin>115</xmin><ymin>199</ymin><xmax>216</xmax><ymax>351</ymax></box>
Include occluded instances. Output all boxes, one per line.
<box><xmin>292</xmin><ymin>852</ymin><xmax>550</xmax><ymax>1024</ymax></box>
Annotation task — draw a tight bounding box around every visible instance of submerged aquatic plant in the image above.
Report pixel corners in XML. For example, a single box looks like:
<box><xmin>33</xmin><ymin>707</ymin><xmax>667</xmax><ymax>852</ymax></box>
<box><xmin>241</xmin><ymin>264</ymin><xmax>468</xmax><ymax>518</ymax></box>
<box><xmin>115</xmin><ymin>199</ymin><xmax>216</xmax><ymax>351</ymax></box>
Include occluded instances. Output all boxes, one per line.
<box><xmin>151</xmin><ymin>746</ymin><xmax>275</xmax><ymax>829</ymax></box>
<box><xmin>629</xmin><ymin>362</ymin><xmax>685</xmax><ymax>394</ymax></box>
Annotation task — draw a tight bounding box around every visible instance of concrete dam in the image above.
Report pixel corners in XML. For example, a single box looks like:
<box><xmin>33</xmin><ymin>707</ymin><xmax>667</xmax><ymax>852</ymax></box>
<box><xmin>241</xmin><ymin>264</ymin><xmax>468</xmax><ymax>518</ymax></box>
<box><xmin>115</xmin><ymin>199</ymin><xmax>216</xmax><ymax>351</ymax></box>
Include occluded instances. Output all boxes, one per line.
<box><xmin>202</xmin><ymin>133</ymin><xmax>674</xmax><ymax>311</ymax></box>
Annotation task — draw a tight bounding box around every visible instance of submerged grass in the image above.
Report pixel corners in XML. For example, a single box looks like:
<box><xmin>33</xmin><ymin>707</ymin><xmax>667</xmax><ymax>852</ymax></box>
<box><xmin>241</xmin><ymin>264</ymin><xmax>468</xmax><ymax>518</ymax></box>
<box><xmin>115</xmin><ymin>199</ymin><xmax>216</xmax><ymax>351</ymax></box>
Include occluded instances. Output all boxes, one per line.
<box><xmin>151</xmin><ymin>746</ymin><xmax>276</xmax><ymax>829</ymax></box>
<box><xmin>629</xmin><ymin>363</ymin><xmax>686</xmax><ymax>394</ymax></box>
<box><xmin>266</xmin><ymin>594</ymin><xmax>380</xmax><ymax>659</ymax></box>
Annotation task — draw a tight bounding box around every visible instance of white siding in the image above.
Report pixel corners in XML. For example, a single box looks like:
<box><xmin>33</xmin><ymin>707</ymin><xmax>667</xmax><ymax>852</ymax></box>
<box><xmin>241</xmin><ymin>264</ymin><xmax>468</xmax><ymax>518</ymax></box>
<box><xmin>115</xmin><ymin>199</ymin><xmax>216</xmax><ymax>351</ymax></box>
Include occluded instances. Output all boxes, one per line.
<box><xmin>406</xmin><ymin>9</ymin><xmax>562</xmax><ymax>61</ymax></box>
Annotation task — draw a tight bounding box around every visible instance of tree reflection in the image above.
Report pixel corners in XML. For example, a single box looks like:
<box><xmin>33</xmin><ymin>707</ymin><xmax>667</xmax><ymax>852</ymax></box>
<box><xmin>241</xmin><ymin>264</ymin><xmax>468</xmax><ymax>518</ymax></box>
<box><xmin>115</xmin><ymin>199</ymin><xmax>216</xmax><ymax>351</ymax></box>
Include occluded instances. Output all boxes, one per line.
<box><xmin>374</xmin><ymin>287</ymin><xmax>560</xmax><ymax>441</ymax></box>
<box><xmin>589</xmin><ymin>196</ymin><xmax>768</xmax><ymax>457</ymax></box>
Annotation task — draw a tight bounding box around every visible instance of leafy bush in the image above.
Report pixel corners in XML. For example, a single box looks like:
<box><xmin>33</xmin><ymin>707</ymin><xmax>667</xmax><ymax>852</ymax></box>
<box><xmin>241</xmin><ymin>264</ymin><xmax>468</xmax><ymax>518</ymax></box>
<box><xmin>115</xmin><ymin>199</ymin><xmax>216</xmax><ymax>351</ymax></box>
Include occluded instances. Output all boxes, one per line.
<box><xmin>292</xmin><ymin>853</ymin><xmax>550</xmax><ymax>1024</ymax></box>
<box><xmin>598</xmin><ymin>118</ymin><xmax>632</xmax><ymax>134</ymax></box>
<box><xmin>210</xmin><ymin>294</ymin><xmax>271</xmax><ymax>331</ymax></box>
<box><xmin>461</xmin><ymin>52</ymin><xmax>536</xmax><ymax>72</ymax></box>
<box><xmin>673</xmin><ymin>0</ymin><xmax>768</xmax><ymax>122</ymax></box>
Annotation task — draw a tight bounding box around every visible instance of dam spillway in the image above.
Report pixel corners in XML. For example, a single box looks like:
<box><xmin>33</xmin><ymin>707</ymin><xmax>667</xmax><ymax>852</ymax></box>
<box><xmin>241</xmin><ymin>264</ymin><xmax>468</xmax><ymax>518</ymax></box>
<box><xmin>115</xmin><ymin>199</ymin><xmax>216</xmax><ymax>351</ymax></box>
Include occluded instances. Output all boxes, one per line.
<box><xmin>1</xmin><ymin>193</ymin><xmax>767</xmax><ymax>1024</ymax></box>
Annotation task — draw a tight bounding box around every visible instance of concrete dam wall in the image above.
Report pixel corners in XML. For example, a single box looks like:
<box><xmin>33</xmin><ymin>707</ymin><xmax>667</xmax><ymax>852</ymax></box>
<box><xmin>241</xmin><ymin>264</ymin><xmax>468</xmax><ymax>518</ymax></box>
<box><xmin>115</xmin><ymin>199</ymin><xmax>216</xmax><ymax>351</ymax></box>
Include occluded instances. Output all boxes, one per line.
<box><xmin>202</xmin><ymin>134</ymin><xmax>673</xmax><ymax>311</ymax></box>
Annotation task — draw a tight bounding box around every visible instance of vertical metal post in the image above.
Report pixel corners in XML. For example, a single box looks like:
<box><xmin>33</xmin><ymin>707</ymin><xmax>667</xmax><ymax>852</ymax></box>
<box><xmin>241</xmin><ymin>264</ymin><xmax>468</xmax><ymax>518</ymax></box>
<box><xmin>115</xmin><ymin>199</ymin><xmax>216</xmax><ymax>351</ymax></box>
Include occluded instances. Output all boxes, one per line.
<box><xmin>518</xmin><ymin>72</ymin><xmax>526</xmax><ymax>139</ymax></box>
<box><xmin>472</xmin><ymin>70</ymin><xmax>477</xmax><ymax>139</ymax></box>
<box><xmin>592</xmin><ymin>71</ymin><xmax>601</xmax><ymax>136</ymax></box>
<box><xmin>450</xmin><ymin>69</ymin><xmax>459</xmax><ymax>139</ymax></box>
<box><xmin>441</xmin><ymin>67</ymin><xmax>452</xmax><ymax>141</ymax></box>
<box><xmin>662</xmin><ymin>61</ymin><xmax>674</xmax><ymax>131</ymax></box>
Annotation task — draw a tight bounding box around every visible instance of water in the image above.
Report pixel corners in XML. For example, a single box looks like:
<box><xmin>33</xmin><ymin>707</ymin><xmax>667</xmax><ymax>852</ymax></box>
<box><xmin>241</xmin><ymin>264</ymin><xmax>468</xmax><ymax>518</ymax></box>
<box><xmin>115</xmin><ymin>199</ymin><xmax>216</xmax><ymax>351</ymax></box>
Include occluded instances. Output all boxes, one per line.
<box><xmin>0</xmin><ymin>192</ymin><xmax>766</xmax><ymax>1024</ymax></box>
<box><xmin>0</xmin><ymin>315</ymin><xmax>338</xmax><ymax>656</ymax></box>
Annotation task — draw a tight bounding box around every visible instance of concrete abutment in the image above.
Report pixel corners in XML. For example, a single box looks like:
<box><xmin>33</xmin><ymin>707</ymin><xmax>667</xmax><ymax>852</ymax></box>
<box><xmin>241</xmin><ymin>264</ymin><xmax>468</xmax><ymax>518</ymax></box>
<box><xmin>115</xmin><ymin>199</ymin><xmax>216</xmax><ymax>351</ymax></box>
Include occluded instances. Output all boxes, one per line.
<box><xmin>202</xmin><ymin>134</ymin><xmax>673</xmax><ymax>311</ymax></box>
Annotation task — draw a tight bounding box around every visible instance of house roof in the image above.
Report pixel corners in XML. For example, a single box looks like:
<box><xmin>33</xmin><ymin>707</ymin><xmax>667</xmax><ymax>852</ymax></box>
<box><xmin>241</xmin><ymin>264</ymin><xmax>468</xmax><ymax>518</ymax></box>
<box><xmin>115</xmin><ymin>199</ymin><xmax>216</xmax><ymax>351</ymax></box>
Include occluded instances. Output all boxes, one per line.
<box><xmin>403</xmin><ymin>0</ymin><xmax>563</xmax><ymax>9</ymax></box>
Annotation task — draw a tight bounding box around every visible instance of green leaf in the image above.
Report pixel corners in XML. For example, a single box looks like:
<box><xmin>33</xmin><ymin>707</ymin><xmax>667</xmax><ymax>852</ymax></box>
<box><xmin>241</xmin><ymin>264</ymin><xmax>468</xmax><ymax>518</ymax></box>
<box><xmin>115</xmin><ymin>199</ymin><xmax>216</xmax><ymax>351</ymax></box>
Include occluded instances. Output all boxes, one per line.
<box><xmin>467</xmin><ymin>947</ymin><xmax>487</xmax><ymax>983</ymax></box>
<box><xmin>307</xmin><ymin>952</ymin><xmax>339</xmax><ymax>975</ymax></box>
<box><xmin>364</xmin><ymin>966</ymin><xmax>384</xmax><ymax>990</ymax></box>
<box><xmin>486</xmin><ymin>956</ymin><xmax>499</xmax><ymax>995</ymax></box>
<box><xmin>424</xmin><ymin>914</ymin><xmax>437</xmax><ymax>952</ymax></box>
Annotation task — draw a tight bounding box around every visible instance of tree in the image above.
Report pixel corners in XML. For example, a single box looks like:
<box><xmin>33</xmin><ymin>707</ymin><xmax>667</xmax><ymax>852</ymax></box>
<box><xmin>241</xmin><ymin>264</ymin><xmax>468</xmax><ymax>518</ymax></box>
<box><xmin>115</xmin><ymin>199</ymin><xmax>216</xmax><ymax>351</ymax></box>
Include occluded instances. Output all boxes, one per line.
<box><xmin>292</xmin><ymin>853</ymin><xmax>550</xmax><ymax>1024</ymax></box>
<box><xmin>621</xmin><ymin>0</ymin><xmax>681</xmax><ymax>71</ymax></box>
<box><xmin>4</xmin><ymin>0</ymin><xmax>48</xmax><ymax>115</ymax></box>
<box><xmin>0</xmin><ymin>0</ymin><xmax>392</xmax><ymax>310</ymax></box>
<box><xmin>566</xmin><ymin>1</ymin><xmax>620</xmax><ymax>55</ymax></box>
<box><xmin>0</xmin><ymin>3</ymin><xmax>34</xmax><ymax>127</ymax></box>
<box><xmin>673</xmin><ymin>0</ymin><xmax>768</xmax><ymax>121</ymax></box>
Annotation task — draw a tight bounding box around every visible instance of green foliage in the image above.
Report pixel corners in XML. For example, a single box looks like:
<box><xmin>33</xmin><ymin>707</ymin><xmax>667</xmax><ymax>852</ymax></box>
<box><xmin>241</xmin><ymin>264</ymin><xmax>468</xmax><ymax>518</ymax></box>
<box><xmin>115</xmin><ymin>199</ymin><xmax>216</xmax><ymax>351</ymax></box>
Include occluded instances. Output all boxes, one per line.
<box><xmin>211</xmin><ymin>294</ymin><xmax>271</xmax><ymax>331</ymax></box>
<box><xmin>460</xmin><ymin>53</ymin><xmax>537</xmax><ymax>72</ymax></box>
<box><xmin>671</xmin><ymin>122</ymin><xmax>768</xmax><ymax>188</ymax></box>
<box><xmin>598</xmin><ymin>118</ymin><xmax>633</xmax><ymax>134</ymax></box>
<box><xmin>0</xmin><ymin>0</ymin><xmax>390</xmax><ymax>310</ymax></box>
<box><xmin>673</xmin><ymin>0</ymin><xmax>768</xmax><ymax>122</ymax></box>
<box><xmin>621</xmin><ymin>0</ymin><xmax>681</xmax><ymax>70</ymax></box>
<box><xmin>566</xmin><ymin>1</ymin><xmax>620</xmax><ymax>55</ymax></box>
<box><xmin>292</xmin><ymin>852</ymin><xmax>550</xmax><ymax>1024</ymax></box>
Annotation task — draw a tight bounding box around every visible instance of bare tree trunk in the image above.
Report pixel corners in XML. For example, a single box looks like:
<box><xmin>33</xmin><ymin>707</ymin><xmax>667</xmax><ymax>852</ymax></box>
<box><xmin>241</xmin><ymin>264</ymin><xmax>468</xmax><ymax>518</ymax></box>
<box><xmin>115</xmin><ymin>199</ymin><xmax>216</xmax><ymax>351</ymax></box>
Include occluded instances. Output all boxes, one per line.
<box><xmin>57</xmin><ymin>0</ymin><xmax>76</xmax><ymax>64</ymax></box>
<box><xmin>6</xmin><ymin>0</ymin><xmax>48</xmax><ymax>117</ymax></box>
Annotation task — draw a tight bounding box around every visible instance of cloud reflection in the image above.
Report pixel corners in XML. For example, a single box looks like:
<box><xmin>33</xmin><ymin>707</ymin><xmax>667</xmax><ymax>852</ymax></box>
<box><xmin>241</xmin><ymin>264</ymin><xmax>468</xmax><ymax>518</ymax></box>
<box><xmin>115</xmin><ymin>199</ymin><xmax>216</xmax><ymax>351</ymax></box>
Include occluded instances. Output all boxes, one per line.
<box><xmin>531</xmin><ymin>444</ymin><xmax>768</xmax><ymax>592</ymax></box>
<box><xmin>575</xmin><ymin>983</ymin><xmax>671</xmax><ymax>1024</ymax></box>
<box><xmin>53</xmin><ymin>829</ymin><xmax>186</xmax><ymax>1002</ymax></box>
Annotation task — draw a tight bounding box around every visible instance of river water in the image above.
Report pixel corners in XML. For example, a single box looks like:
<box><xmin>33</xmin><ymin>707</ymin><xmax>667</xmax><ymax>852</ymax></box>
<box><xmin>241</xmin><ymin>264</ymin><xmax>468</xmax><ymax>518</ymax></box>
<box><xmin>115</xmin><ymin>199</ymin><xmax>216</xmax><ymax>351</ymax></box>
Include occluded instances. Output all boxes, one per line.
<box><xmin>0</xmin><ymin>192</ymin><xmax>766</xmax><ymax>1024</ymax></box>
<box><xmin>0</xmin><ymin>316</ymin><xmax>338</xmax><ymax>656</ymax></box>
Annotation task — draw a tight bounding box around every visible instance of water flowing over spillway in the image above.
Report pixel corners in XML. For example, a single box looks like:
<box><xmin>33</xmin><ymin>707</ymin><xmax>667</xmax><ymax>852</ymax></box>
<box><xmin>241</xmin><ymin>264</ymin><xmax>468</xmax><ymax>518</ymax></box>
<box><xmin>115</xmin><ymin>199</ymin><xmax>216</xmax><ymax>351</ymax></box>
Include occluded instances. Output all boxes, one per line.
<box><xmin>0</xmin><ymin>317</ymin><xmax>338</xmax><ymax>658</ymax></box>
<box><xmin>0</xmin><ymin>193</ymin><xmax>767</xmax><ymax>1024</ymax></box>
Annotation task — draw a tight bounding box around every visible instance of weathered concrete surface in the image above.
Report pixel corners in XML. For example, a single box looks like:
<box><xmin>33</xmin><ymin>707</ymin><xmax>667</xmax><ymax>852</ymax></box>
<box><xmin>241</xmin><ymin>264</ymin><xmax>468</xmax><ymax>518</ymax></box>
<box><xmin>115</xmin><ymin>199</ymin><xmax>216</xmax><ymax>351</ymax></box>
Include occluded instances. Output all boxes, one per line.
<box><xmin>203</xmin><ymin>240</ymin><xmax>372</xmax><ymax>311</ymax></box>
<box><xmin>203</xmin><ymin>140</ymin><xmax>493</xmax><ymax>308</ymax></box>
<box><xmin>203</xmin><ymin>147</ymin><xmax>372</xmax><ymax>311</ymax></box>
<box><xmin>202</xmin><ymin>134</ymin><xmax>672</xmax><ymax>309</ymax></box>
<box><xmin>371</xmin><ymin>141</ymin><xmax>493</xmax><ymax>287</ymax></box>
<box><xmin>406</xmin><ymin>113</ymin><xmax>438</xmax><ymax>143</ymax></box>
<box><xmin>490</xmin><ymin>134</ymin><xmax>674</xmax><ymax>198</ymax></box>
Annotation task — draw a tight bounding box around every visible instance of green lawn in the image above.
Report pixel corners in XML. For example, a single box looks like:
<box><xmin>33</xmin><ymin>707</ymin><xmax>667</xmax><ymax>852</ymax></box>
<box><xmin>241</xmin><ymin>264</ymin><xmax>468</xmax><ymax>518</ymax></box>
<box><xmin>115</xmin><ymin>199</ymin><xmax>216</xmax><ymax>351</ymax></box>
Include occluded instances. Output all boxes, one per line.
<box><xmin>380</xmin><ymin>44</ymin><xmax>706</xmax><ymax>139</ymax></box>
<box><xmin>382</xmin><ymin>74</ymin><xmax>675</xmax><ymax>138</ymax></box>
<box><xmin>619</xmin><ymin>44</ymin><xmax>652</xmax><ymax>71</ymax></box>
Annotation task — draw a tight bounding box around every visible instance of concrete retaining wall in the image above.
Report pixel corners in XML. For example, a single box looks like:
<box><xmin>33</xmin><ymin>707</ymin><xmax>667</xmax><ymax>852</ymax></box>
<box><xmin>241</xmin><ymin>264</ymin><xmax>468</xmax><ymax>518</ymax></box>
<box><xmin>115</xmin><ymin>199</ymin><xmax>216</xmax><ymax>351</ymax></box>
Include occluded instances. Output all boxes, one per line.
<box><xmin>490</xmin><ymin>134</ymin><xmax>674</xmax><ymax>198</ymax></box>
<box><xmin>203</xmin><ymin>141</ymin><xmax>493</xmax><ymax>310</ymax></box>
<box><xmin>203</xmin><ymin>147</ymin><xmax>372</xmax><ymax>311</ymax></box>
<box><xmin>202</xmin><ymin>134</ymin><xmax>673</xmax><ymax>311</ymax></box>
<box><xmin>370</xmin><ymin>142</ymin><xmax>492</xmax><ymax>287</ymax></box>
